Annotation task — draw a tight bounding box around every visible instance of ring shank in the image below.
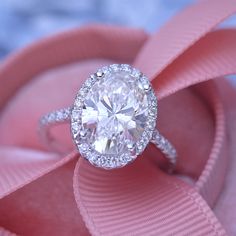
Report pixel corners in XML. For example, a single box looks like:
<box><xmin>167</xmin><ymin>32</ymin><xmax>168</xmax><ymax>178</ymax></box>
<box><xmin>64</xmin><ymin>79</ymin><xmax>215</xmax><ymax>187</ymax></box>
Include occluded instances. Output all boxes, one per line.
<box><xmin>39</xmin><ymin>108</ymin><xmax>177</xmax><ymax>170</ymax></box>
<box><xmin>38</xmin><ymin>107</ymin><xmax>72</xmax><ymax>153</ymax></box>
<box><xmin>151</xmin><ymin>130</ymin><xmax>177</xmax><ymax>172</ymax></box>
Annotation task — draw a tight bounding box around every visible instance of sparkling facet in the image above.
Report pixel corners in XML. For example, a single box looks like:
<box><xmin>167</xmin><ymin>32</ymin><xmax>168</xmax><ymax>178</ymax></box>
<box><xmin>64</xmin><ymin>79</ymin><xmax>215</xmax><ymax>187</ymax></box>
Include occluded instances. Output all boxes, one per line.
<box><xmin>81</xmin><ymin>70</ymin><xmax>149</xmax><ymax>155</ymax></box>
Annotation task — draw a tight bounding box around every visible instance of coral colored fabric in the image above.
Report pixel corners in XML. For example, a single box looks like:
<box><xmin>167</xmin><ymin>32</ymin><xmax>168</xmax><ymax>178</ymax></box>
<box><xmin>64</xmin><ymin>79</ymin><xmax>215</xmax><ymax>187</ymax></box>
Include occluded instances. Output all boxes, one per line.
<box><xmin>0</xmin><ymin>0</ymin><xmax>236</xmax><ymax>235</ymax></box>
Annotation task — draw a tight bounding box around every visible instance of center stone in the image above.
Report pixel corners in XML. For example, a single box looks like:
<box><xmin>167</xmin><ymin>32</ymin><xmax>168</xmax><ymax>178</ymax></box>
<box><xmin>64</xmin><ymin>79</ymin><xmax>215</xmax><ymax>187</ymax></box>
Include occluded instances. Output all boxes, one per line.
<box><xmin>81</xmin><ymin>70</ymin><xmax>149</xmax><ymax>155</ymax></box>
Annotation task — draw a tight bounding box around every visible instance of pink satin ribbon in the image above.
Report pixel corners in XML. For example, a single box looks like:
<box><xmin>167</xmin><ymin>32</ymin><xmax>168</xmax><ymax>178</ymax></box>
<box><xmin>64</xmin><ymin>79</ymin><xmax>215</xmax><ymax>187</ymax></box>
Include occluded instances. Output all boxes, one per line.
<box><xmin>0</xmin><ymin>0</ymin><xmax>236</xmax><ymax>235</ymax></box>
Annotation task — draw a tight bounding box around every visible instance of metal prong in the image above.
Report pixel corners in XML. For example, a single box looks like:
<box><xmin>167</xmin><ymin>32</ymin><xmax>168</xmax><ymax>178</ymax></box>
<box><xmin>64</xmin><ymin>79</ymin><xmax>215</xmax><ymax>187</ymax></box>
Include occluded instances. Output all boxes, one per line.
<box><xmin>96</xmin><ymin>71</ymin><xmax>104</xmax><ymax>78</ymax></box>
<box><xmin>143</xmin><ymin>83</ymin><xmax>150</xmax><ymax>91</ymax></box>
<box><xmin>80</xmin><ymin>129</ymin><xmax>87</xmax><ymax>137</ymax></box>
<box><xmin>126</xmin><ymin>141</ymin><xmax>135</xmax><ymax>151</ymax></box>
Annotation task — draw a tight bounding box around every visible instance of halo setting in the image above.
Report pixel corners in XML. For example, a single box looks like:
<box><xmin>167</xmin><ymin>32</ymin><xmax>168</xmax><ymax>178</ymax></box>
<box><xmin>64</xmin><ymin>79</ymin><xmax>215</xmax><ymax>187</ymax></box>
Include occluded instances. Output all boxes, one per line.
<box><xmin>70</xmin><ymin>64</ymin><xmax>158</xmax><ymax>169</ymax></box>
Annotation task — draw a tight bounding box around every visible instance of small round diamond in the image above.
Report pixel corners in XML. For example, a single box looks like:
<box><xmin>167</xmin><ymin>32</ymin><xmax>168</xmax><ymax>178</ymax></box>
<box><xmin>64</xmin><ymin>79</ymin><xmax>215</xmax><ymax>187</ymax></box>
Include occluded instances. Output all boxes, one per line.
<box><xmin>71</xmin><ymin>64</ymin><xmax>158</xmax><ymax>169</ymax></box>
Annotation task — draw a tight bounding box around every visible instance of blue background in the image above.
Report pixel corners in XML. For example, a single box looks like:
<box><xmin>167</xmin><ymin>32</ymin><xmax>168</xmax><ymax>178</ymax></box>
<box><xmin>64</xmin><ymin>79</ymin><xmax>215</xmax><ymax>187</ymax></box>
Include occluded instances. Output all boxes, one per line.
<box><xmin>0</xmin><ymin>0</ymin><xmax>188</xmax><ymax>58</ymax></box>
<box><xmin>0</xmin><ymin>0</ymin><xmax>236</xmax><ymax>61</ymax></box>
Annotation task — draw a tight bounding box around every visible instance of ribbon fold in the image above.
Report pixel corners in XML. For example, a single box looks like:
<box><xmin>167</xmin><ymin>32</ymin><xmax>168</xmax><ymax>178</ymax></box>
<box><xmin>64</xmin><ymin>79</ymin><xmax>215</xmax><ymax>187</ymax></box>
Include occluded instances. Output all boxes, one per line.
<box><xmin>1</xmin><ymin>0</ymin><xmax>236</xmax><ymax>235</ymax></box>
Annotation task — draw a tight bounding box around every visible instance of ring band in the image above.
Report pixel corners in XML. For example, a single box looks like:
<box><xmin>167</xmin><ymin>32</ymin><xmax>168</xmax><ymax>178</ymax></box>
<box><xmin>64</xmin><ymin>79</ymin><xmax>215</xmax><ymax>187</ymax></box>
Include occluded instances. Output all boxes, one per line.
<box><xmin>39</xmin><ymin>64</ymin><xmax>177</xmax><ymax>170</ymax></box>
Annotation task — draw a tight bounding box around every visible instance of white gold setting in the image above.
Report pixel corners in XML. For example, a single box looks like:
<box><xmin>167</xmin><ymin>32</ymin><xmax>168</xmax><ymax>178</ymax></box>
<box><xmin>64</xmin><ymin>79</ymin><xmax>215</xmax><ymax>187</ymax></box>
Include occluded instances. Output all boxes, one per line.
<box><xmin>39</xmin><ymin>64</ymin><xmax>177</xmax><ymax>170</ymax></box>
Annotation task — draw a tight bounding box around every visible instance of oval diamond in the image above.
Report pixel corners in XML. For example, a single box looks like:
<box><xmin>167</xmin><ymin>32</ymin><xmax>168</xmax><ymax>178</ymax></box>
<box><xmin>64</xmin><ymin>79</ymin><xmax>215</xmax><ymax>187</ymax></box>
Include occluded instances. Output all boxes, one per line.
<box><xmin>81</xmin><ymin>69</ymin><xmax>149</xmax><ymax>155</ymax></box>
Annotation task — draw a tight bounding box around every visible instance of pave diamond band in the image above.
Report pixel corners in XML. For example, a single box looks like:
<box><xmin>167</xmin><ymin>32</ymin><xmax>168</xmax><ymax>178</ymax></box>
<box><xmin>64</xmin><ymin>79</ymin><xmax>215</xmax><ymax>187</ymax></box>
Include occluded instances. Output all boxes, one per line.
<box><xmin>39</xmin><ymin>107</ymin><xmax>71</xmax><ymax>153</ymax></box>
<box><xmin>39</xmin><ymin>64</ymin><xmax>177</xmax><ymax>170</ymax></box>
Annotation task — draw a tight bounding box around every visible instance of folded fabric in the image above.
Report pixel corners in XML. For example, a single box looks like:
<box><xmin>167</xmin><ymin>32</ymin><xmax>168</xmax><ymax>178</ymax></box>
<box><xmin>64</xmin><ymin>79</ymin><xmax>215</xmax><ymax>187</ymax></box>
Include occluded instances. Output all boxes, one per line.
<box><xmin>0</xmin><ymin>0</ymin><xmax>236</xmax><ymax>235</ymax></box>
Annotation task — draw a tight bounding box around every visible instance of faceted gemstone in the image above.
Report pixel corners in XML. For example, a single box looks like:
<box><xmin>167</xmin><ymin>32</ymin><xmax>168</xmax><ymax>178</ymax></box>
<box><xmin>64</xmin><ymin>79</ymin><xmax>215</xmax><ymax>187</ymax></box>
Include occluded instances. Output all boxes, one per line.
<box><xmin>81</xmin><ymin>71</ymin><xmax>149</xmax><ymax>155</ymax></box>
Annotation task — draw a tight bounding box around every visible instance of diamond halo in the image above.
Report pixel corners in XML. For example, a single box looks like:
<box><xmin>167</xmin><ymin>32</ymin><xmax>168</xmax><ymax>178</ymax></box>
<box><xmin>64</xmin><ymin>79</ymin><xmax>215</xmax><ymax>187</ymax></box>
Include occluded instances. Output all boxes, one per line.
<box><xmin>70</xmin><ymin>64</ymin><xmax>158</xmax><ymax>169</ymax></box>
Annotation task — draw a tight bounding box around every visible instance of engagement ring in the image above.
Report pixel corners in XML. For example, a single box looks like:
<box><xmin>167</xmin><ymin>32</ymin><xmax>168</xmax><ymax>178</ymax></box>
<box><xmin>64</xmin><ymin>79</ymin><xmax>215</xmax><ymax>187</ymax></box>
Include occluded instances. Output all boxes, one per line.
<box><xmin>39</xmin><ymin>64</ymin><xmax>177</xmax><ymax>170</ymax></box>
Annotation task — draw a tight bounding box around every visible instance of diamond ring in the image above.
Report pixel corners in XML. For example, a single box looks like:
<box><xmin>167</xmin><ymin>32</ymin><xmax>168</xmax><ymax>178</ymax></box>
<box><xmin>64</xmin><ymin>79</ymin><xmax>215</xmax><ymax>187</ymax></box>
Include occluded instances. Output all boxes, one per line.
<box><xmin>39</xmin><ymin>64</ymin><xmax>177</xmax><ymax>170</ymax></box>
